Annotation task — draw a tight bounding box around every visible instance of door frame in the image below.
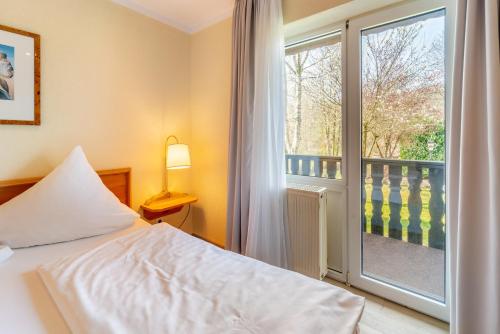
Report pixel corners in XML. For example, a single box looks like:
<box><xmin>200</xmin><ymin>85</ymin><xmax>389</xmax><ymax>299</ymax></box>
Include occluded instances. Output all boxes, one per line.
<box><xmin>345</xmin><ymin>0</ymin><xmax>451</xmax><ymax>321</ymax></box>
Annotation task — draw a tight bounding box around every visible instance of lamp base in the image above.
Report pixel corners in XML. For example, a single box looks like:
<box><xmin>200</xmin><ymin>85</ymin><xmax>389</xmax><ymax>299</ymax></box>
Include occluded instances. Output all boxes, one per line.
<box><xmin>144</xmin><ymin>190</ymin><xmax>172</xmax><ymax>206</ymax></box>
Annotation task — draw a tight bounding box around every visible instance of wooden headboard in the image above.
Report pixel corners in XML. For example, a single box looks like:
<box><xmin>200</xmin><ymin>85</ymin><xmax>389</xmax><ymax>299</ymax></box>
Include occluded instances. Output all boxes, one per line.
<box><xmin>0</xmin><ymin>168</ymin><xmax>132</xmax><ymax>207</ymax></box>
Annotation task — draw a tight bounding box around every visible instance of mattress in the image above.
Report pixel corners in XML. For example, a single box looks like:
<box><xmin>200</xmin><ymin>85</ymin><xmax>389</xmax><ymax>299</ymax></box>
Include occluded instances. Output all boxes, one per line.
<box><xmin>0</xmin><ymin>219</ymin><xmax>150</xmax><ymax>334</ymax></box>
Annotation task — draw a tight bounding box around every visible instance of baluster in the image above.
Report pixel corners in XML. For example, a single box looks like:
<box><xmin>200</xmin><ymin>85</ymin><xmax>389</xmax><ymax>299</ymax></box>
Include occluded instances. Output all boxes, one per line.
<box><xmin>302</xmin><ymin>158</ymin><xmax>311</xmax><ymax>176</ymax></box>
<box><xmin>428</xmin><ymin>166</ymin><xmax>445</xmax><ymax>250</ymax></box>
<box><xmin>290</xmin><ymin>156</ymin><xmax>299</xmax><ymax>175</ymax></box>
<box><xmin>327</xmin><ymin>160</ymin><xmax>337</xmax><ymax>179</ymax></box>
<box><xmin>313</xmin><ymin>158</ymin><xmax>321</xmax><ymax>177</ymax></box>
<box><xmin>407</xmin><ymin>165</ymin><xmax>423</xmax><ymax>244</ymax></box>
<box><xmin>362</xmin><ymin>161</ymin><xmax>367</xmax><ymax>232</ymax></box>
<box><xmin>319</xmin><ymin>158</ymin><xmax>326</xmax><ymax>178</ymax></box>
<box><xmin>388</xmin><ymin>164</ymin><xmax>403</xmax><ymax>240</ymax></box>
<box><xmin>370</xmin><ymin>162</ymin><xmax>384</xmax><ymax>235</ymax></box>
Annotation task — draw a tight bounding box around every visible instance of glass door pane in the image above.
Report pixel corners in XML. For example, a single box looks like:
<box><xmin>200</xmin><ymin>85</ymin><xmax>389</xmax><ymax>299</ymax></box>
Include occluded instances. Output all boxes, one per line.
<box><xmin>360</xmin><ymin>9</ymin><xmax>446</xmax><ymax>302</ymax></box>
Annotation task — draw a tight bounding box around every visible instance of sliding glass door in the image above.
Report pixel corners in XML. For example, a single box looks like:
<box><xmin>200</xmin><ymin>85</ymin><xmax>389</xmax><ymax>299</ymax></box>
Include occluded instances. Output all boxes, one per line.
<box><xmin>347</xmin><ymin>0</ymin><xmax>450</xmax><ymax>321</ymax></box>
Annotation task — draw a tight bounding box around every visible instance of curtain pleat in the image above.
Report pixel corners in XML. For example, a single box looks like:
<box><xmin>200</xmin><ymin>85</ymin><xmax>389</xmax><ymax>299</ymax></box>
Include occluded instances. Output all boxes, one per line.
<box><xmin>450</xmin><ymin>0</ymin><xmax>500</xmax><ymax>332</ymax></box>
<box><xmin>226</xmin><ymin>0</ymin><xmax>255</xmax><ymax>255</ymax></box>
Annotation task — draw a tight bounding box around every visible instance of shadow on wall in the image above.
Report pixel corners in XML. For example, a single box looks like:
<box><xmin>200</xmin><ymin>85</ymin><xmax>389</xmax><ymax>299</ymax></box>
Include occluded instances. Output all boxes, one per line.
<box><xmin>191</xmin><ymin>205</ymin><xmax>226</xmax><ymax>248</ymax></box>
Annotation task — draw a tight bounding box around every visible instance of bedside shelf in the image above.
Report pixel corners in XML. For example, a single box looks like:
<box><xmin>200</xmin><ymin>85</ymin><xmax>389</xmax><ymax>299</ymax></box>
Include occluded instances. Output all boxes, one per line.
<box><xmin>141</xmin><ymin>192</ymin><xmax>198</xmax><ymax>220</ymax></box>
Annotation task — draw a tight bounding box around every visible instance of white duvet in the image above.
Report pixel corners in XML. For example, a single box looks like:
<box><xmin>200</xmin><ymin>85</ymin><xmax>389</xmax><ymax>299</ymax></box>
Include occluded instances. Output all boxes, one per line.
<box><xmin>38</xmin><ymin>223</ymin><xmax>364</xmax><ymax>334</ymax></box>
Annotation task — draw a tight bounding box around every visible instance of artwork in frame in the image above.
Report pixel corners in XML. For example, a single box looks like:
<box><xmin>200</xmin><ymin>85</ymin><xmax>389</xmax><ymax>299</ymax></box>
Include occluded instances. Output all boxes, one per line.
<box><xmin>0</xmin><ymin>24</ymin><xmax>40</xmax><ymax>125</ymax></box>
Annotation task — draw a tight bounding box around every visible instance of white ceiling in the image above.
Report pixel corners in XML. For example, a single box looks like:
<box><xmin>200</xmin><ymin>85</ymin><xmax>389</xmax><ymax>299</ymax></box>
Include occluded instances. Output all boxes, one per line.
<box><xmin>112</xmin><ymin>0</ymin><xmax>234</xmax><ymax>34</ymax></box>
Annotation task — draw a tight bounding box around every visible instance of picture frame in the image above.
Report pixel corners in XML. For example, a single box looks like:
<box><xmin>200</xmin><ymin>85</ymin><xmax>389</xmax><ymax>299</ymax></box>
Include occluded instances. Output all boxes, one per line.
<box><xmin>0</xmin><ymin>24</ymin><xmax>40</xmax><ymax>125</ymax></box>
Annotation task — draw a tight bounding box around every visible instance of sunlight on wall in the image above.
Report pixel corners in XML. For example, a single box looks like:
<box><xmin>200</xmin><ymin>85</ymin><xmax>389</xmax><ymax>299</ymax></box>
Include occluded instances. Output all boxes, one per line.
<box><xmin>190</xmin><ymin>19</ymin><xmax>232</xmax><ymax>246</ymax></box>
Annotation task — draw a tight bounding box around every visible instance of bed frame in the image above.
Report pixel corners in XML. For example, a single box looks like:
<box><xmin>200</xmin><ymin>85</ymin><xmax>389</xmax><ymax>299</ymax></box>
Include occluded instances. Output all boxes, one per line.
<box><xmin>0</xmin><ymin>168</ymin><xmax>132</xmax><ymax>207</ymax></box>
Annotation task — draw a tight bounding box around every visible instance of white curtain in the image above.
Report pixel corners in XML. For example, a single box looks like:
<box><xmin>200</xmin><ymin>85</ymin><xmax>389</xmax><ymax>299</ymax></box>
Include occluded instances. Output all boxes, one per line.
<box><xmin>450</xmin><ymin>0</ymin><xmax>500</xmax><ymax>333</ymax></box>
<box><xmin>227</xmin><ymin>0</ymin><xmax>289</xmax><ymax>269</ymax></box>
<box><xmin>245</xmin><ymin>0</ymin><xmax>288</xmax><ymax>268</ymax></box>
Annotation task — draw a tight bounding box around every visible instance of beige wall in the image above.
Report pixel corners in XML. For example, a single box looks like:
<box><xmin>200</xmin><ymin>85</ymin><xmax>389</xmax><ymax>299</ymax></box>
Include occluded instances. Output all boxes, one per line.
<box><xmin>283</xmin><ymin>0</ymin><xmax>351</xmax><ymax>23</ymax></box>
<box><xmin>0</xmin><ymin>0</ymin><xmax>192</xmax><ymax>210</ymax></box>
<box><xmin>190</xmin><ymin>19</ymin><xmax>233</xmax><ymax>247</ymax></box>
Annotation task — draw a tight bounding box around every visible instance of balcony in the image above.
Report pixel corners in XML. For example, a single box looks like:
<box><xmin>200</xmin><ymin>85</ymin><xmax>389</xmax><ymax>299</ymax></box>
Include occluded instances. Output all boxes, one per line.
<box><xmin>286</xmin><ymin>154</ymin><xmax>445</xmax><ymax>300</ymax></box>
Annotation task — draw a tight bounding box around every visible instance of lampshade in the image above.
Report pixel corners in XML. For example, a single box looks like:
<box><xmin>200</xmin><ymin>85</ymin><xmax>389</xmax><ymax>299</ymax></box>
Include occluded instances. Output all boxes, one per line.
<box><xmin>166</xmin><ymin>144</ymin><xmax>191</xmax><ymax>169</ymax></box>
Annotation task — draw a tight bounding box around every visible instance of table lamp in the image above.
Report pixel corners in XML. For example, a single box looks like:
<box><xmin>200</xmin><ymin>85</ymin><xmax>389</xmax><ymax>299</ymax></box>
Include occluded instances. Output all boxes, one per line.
<box><xmin>145</xmin><ymin>135</ymin><xmax>191</xmax><ymax>204</ymax></box>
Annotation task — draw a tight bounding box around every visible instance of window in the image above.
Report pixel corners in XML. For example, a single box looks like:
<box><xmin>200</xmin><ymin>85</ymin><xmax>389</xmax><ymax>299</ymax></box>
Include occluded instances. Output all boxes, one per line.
<box><xmin>285</xmin><ymin>32</ymin><xmax>343</xmax><ymax>180</ymax></box>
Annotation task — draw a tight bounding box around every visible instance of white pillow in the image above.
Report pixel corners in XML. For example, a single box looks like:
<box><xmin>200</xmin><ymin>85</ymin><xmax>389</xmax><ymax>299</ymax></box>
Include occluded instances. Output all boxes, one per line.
<box><xmin>0</xmin><ymin>146</ymin><xmax>139</xmax><ymax>248</ymax></box>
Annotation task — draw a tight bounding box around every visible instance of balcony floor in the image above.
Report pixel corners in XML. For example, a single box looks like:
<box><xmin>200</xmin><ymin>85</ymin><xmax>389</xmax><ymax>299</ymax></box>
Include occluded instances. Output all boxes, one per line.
<box><xmin>363</xmin><ymin>233</ymin><xmax>445</xmax><ymax>301</ymax></box>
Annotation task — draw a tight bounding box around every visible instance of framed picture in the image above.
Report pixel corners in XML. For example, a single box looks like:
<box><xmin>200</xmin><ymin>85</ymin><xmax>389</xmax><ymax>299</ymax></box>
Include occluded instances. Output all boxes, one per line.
<box><xmin>0</xmin><ymin>24</ymin><xmax>40</xmax><ymax>125</ymax></box>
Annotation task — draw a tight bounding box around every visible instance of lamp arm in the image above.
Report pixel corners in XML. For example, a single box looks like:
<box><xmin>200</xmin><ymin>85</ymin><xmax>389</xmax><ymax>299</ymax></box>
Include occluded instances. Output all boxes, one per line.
<box><xmin>166</xmin><ymin>135</ymin><xmax>179</xmax><ymax>145</ymax></box>
<box><xmin>163</xmin><ymin>166</ymin><xmax>168</xmax><ymax>193</ymax></box>
<box><xmin>161</xmin><ymin>135</ymin><xmax>180</xmax><ymax>194</ymax></box>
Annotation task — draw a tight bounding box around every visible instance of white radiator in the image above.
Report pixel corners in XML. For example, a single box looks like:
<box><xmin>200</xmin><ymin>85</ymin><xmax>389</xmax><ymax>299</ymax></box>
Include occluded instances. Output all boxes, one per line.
<box><xmin>287</xmin><ymin>183</ymin><xmax>328</xmax><ymax>280</ymax></box>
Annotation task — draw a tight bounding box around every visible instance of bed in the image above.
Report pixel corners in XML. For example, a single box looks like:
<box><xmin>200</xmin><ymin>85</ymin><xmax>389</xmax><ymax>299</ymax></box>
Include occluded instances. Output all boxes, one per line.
<box><xmin>0</xmin><ymin>165</ymin><xmax>364</xmax><ymax>334</ymax></box>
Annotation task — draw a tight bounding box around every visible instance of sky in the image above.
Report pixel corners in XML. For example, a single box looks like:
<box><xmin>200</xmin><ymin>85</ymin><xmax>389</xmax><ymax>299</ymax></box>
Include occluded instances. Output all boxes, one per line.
<box><xmin>362</xmin><ymin>9</ymin><xmax>445</xmax><ymax>51</ymax></box>
<box><xmin>0</xmin><ymin>44</ymin><xmax>15</xmax><ymax>67</ymax></box>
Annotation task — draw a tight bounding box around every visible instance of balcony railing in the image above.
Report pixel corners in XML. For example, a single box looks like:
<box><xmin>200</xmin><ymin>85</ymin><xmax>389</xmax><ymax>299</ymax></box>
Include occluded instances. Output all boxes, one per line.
<box><xmin>286</xmin><ymin>155</ymin><xmax>342</xmax><ymax>179</ymax></box>
<box><xmin>286</xmin><ymin>154</ymin><xmax>445</xmax><ymax>250</ymax></box>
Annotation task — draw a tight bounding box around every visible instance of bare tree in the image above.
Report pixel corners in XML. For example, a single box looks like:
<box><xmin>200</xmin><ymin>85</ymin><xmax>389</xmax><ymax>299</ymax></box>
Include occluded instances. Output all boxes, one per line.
<box><xmin>361</xmin><ymin>24</ymin><xmax>444</xmax><ymax>158</ymax></box>
<box><xmin>304</xmin><ymin>44</ymin><xmax>342</xmax><ymax>156</ymax></box>
<box><xmin>286</xmin><ymin>52</ymin><xmax>309</xmax><ymax>154</ymax></box>
<box><xmin>285</xmin><ymin>42</ymin><xmax>343</xmax><ymax>156</ymax></box>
